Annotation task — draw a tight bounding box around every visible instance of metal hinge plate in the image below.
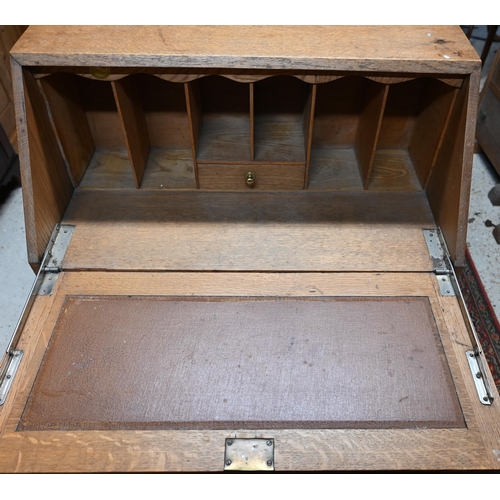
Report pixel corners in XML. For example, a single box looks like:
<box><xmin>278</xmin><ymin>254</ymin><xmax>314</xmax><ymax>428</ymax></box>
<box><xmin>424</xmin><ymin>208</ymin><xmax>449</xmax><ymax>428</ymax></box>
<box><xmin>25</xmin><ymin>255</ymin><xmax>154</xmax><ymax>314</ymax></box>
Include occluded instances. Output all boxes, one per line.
<box><xmin>0</xmin><ymin>224</ymin><xmax>73</xmax><ymax>406</ymax></box>
<box><xmin>423</xmin><ymin>229</ymin><xmax>455</xmax><ymax>296</ymax></box>
<box><xmin>423</xmin><ymin>228</ymin><xmax>493</xmax><ymax>405</ymax></box>
<box><xmin>0</xmin><ymin>351</ymin><xmax>23</xmax><ymax>406</ymax></box>
<box><xmin>224</xmin><ymin>438</ymin><xmax>274</xmax><ymax>471</ymax></box>
<box><xmin>466</xmin><ymin>351</ymin><xmax>493</xmax><ymax>405</ymax></box>
<box><xmin>38</xmin><ymin>225</ymin><xmax>74</xmax><ymax>295</ymax></box>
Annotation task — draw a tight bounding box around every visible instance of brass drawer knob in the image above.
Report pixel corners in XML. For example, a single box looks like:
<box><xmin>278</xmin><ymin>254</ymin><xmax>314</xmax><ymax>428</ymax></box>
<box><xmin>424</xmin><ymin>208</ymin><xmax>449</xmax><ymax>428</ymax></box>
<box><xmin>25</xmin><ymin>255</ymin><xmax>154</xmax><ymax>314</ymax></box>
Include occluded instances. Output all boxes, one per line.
<box><xmin>245</xmin><ymin>172</ymin><xmax>256</xmax><ymax>187</ymax></box>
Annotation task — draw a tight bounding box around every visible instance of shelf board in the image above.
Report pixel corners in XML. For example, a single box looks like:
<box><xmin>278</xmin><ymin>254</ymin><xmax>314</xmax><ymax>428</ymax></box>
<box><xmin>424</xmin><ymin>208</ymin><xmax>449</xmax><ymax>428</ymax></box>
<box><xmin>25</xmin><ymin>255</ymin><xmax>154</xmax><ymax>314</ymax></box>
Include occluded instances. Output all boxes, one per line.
<box><xmin>197</xmin><ymin>115</ymin><xmax>251</xmax><ymax>162</ymax></box>
<box><xmin>254</xmin><ymin>114</ymin><xmax>306</xmax><ymax>162</ymax></box>
<box><xmin>308</xmin><ymin>147</ymin><xmax>363</xmax><ymax>191</ymax></box>
<box><xmin>369</xmin><ymin>149</ymin><xmax>422</xmax><ymax>191</ymax></box>
<box><xmin>79</xmin><ymin>147</ymin><xmax>195</xmax><ymax>189</ymax></box>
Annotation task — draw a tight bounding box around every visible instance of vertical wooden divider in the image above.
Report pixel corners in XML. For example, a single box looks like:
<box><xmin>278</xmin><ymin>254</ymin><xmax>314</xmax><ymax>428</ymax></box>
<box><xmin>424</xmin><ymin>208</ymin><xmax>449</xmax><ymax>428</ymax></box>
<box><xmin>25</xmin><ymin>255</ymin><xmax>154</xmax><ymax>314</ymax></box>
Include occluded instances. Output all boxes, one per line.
<box><xmin>408</xmin><ymin>80</ymin><xmax>459</xmax><ymax>189</ymax></box>
<box><xmin>355</xmin><ymin>82</ymin><xmax>389</xmax><ymax>189</ymax></box>
<box><xmin>303</xmin><ymin>84</ymin><xmax>317</xmax><ymax>189</ymax></box>
<box><xmin>37</xmin><ymin>73</ymin><xmax>95</xmax><ymax>187</ymax></box>
<box><xmin>185</xmin><ymin>81</ymin><xmax>201</xmax><ymax>188</ymax></box>
<box><xmin>249</xmin><ymin>83</ymin><xmax>255</xmax><ymax>161</ymax></box>
<box><xmin>112</xmin><ymin>77</ymin><xmax>150</xmax><ymax>188</ymax></box>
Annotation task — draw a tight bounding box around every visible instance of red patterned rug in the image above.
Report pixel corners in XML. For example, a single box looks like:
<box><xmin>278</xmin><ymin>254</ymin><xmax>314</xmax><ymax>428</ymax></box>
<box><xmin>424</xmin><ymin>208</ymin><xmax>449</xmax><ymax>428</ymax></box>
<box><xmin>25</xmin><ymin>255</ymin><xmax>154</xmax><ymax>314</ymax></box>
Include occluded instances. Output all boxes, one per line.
<box><xmin>458</xmin><ymin>249</ymin><xmax>500</xmax><ymax>391</ymax></box>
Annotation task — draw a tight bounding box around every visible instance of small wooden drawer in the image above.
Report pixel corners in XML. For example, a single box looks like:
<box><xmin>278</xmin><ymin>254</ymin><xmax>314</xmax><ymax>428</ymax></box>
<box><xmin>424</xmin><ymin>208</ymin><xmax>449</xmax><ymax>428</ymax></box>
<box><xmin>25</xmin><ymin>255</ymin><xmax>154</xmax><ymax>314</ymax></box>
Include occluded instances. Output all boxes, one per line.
<box><xmin>197</xmin><ymin>163</ymin><xmax>305</xmax><ymax>190</ymax></box>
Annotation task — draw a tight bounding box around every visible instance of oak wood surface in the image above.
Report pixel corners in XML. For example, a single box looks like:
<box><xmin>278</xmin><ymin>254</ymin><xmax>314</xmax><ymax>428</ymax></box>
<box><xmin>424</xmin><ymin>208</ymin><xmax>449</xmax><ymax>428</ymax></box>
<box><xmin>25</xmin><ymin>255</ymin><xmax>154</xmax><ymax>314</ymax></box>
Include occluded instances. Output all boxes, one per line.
<box><xmin>0</xmin><ymin>25</ymin><xmax>28</xmax><ymax>149</ymax></box>
<box><xmin>78</xmin><ymin>77</ymin><xmax>125</xmax><ymax>148</ymax></box>
<box><xmin>38</xmin><ymin>73</ymin><xmax>95</xmax><ymax>186</ymax></box>
<box><xmin>185</xmin><ymin>81</ymin><xmax>201</xmax><ymax>187</ymax></box>
<box><xmin>408</xmin><ymin>80</ymin><xmax>458</xmax><ymax>188</ymax></box>
<box><xmin>426</xmin><ymin>68</ymin><xmax>480</xmax><ymax>266</ymax></box>
<box><xmin>0</xmin><ymin>271</ymin><xmax>497</xmax><ymax>471</ymax></box>
<box><xmin>432</xmin><ymin>278</ymin><xmax>500</xmax><ymax>469</ymax></box>
<box><xmin>369</xmin><ymin>149</ymin><xmax>422</xmax><ymax>191</ymax></box>
<box><xmin>355</xmin><ymin>82</ymin><xmax>388</xmax><ymax>189</ymax></box>
<box><xmin>12</xmin><ymin>62</ymin><xmax>73</xmax><ymax>269</ymax></box>
<box><xmin>377</xmin><ymin>79</ymin><xmax>423</xmax><ymax>148</ymax></box>
<box><xmin>138</xmin><ymin>75</ymin><xmax>191</xmax><ymax>148</ymax></box>
<box><xmin>302</xmin><ymin>84</ymin><xmax>316</xmax><ymax>187</ymax></box>
<box><xmin>112</xmin><ymin>77</ymin><xmax>150</xmax><ymax>187</ymax></box>
<box><xmin>60</xmin><ymin>190</ymin><xmax>435</xmax><ymax>272</ymax></box>
<box><xmin>11</xmin><ymin>26</ymin><xmax>480</xmax><ymax>74</ymax></box>
<box><xmin>197</xmin><ymin>116</ymin><xmax>251</xmax><ymax>161</ymax></box>
<box><xmin>307</xmin><ymin>147</ymin><xmax>364</xmax><ymax>190</ymax></box>
<box><xmin>28</xmin><ymin>68</ymin><xmax>466</xmax><ymax>88</ymax></box>
<box><xmin>197</xmin><ymin>163</ymin><xmax>305</xmax><ymax>190</ymax></box>
<box><xmin>312</xmin><ymin>77</ymin><xmax>363</xmax><ymax>148</ymax></box>
<box><xmin>78</xmin><ymin>148</ymin><xmax>196</xmax><ymax>190</ymax></box>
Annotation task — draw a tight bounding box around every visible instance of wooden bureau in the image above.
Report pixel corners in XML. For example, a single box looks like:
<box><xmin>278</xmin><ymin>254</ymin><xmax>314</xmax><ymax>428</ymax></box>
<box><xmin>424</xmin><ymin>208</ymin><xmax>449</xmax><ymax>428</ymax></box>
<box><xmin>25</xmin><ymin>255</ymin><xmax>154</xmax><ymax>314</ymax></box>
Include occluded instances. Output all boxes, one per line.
<box><xmin>0</xmin><ymin>26</ymin><xmax>499</xmax><ymax>472</ymax></box>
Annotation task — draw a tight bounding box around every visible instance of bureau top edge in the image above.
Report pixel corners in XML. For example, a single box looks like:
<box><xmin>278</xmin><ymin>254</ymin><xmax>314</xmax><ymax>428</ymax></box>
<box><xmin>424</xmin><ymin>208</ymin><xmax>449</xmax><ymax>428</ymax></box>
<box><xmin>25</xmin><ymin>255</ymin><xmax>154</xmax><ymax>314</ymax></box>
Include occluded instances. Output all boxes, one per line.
<box><xmin>10</xmin><ymin>25</ymin><xmax>481</xmax><ymax>74</ymax></box>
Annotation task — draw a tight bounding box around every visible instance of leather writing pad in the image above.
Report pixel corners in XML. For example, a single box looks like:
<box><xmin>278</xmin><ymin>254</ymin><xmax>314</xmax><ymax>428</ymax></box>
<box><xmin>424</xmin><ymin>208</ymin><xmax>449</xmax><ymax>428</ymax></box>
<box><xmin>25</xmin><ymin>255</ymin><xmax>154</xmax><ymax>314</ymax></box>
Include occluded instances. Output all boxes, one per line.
<box><xmin>19</xmin><ymin>296</ymin><xmax>465</xmax><ymax>430</ymax></box>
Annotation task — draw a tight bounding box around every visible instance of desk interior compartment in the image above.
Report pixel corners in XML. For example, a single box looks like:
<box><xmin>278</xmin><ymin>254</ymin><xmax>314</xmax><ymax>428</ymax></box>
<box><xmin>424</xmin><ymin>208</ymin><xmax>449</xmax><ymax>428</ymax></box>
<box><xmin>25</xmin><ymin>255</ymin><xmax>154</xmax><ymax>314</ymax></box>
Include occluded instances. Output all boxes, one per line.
<box><xmin>308</xmin><ymin>76</ymin><xmax>459</xmax><ymax>192</ymax></box>
<box><xmin>39</xmin><ymin>73</ymin><xmax>196</xmax><ymax>190</ymax></box>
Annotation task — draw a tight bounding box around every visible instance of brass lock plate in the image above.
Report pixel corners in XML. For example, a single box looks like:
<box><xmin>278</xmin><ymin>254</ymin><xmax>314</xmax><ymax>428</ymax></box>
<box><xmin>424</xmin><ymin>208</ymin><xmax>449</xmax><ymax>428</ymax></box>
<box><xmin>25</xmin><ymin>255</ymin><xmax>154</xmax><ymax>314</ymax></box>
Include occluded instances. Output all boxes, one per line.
<box><xmin>224</xmin><ymin>438</ymin><xmax>274</xmax><ymax>471</ymax></box>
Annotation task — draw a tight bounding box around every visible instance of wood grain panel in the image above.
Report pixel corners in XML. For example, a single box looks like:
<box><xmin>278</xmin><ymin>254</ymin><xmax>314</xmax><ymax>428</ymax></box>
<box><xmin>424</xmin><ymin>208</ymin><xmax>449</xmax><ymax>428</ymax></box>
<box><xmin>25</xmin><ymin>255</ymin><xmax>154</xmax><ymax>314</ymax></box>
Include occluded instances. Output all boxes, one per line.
<box><xmin>61</xmin><ymin>190</ymin><xmax>435</xmax><ymax>272</ymax></box>
<box><xmin>408</xmin><ymin>79</ymin><xmax>458</xmax><ymax>188</ymax></box>
<box><xmin>11</xmin><ymin>26</ymin><xmax>480</xmax><ymax>74</ymax></box>
<box><xmin>12</xmin><ymin>62</ymin><xmax>73</xmax><ymax>269</ymax></box>
<box><xmin>426</xmin><ymin>68</ymin><xmax>480</xmax><ymax>266</ymax></box>
<box><xmin>58</xmin><ymin>271</ymin><xmax>439</xmax><ymax>297</ymax></box>
<box><xmin>77</xmin><ymin>77</ymin><xmax>125</xmax><ymax>148</ymax></box>
<box><xmin>303</xmin><ymin>84</ymin><xmax>316</xmax><ymax>187</ymax></box>
<box><xmin>307</xmin><ymin>147</ymin><xmax>364</xmax><ymax>191</ymax></box>
<box><xmin>185</xmin><ymin>81</ymin><xmax>201</xmax><ymax>187</ymax></box>
<box><xmin>254</xmin><ymin>77</ymin><xmax>308</xmax><ymax>163</ymax></box>
<box><xmin>377</xmin><ymin>79</ymin><xmax>424</xmax><ymax>148</ymax></box>
<box><xmin>138</xmin><ymin>74</ymin><xmax>191</xmax><ymax>148</ymax></box>
<box><xmin>38</xmin><ymin>73</ymin><xmax>95</xmax><ymax>186</ymax></box>
<box><xmin>369</xmin><ymin>149</ymin><xmax>422</xmax><ymax>191</ymax></box>
<box><xmin>112</xmin><ymin>77</ymin><xmax>151</xmax><ymax>187</ymax></box>
<box><xmin>433</xmin><ymin>280</ymin><xmax>500</xmax><ymax>469</ymax></box>
<box><xmin>312</xmin><ymin>77</ymin><xmax>364</xmax><ymax>148</ymax></box>
<box><xmin>0</xmin><ymin>271</ymin><xmax>497</xmax><ymax>471</ymax></box>
<box><xmin>197</xmin><ymin>163</ymin><xmax>305</xmax><ymax>190</ymax></box>
<box><xmin>0</xmin><ymin>26</ymin><xmax>28</xmax><ymax>149</ymax></box>
<box><xmin>355</xmin><ymin>82</ymin><xmax>388</xmax><ymax>189</ymax></box>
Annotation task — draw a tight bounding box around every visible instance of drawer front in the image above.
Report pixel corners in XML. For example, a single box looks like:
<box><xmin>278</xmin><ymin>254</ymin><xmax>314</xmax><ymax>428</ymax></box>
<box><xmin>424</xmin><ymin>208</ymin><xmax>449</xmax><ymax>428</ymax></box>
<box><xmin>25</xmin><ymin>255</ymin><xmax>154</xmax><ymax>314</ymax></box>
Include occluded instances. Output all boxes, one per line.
<box><xmin>197</xmin><ymin>163</ymin><xmax>305</xmax><ymax>190</ymax></box>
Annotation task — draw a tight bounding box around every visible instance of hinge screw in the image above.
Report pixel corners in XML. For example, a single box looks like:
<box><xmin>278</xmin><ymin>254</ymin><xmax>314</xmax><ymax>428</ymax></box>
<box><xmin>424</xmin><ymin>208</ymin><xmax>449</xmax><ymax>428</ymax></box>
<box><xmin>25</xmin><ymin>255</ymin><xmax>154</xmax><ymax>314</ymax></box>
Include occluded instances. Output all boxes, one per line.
<box><xmin>267</xmin><ymin>460</ymin><xmax>273</xmax><ymax>466</ymax></box>
<box><xmin>476</xmin><ymin>372</ymin><xmax>483</xmax><ymax>379</ymax></box>
<box><xmin>266</xmin><ymin>440</ymin><xmax>272</xmax><ymax>446</ymax></box>
<box><xmin>227</xmin><ymin>440</ymin><xmax>233</xmax><ymax>446</ymax></box>
<box><xmin>225</xmin><ymin>460</ymin><xmax>232</xmax><ymax>466</ymax></box>
<box><xmin>483</xmin><ymin>396</ymin><xmax>489</xmax><ymax>402</ymax></box>
<box><xmin>6</xmin><ymin>375</ymin><xmax>11</xmax><ymax>379</ymax></box>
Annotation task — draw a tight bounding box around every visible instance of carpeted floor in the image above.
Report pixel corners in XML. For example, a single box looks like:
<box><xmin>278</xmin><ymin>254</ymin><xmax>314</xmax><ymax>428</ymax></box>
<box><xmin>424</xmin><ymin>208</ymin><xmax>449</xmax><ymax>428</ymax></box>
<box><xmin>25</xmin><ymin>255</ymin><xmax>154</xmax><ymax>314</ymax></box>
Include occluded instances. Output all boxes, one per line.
<box><xmin>459</xmin><ymin>249</ymin><xmax>500</xmax><ymax>391</ymax></box>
